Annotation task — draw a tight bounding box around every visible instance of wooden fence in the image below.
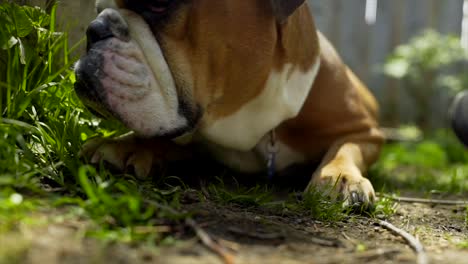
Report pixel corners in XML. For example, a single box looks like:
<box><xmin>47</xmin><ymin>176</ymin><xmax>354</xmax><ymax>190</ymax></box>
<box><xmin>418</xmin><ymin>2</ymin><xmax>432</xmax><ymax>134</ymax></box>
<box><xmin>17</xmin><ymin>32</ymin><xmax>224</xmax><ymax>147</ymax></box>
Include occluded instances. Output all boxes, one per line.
<box><xmin>308</xmin><ymin>0</ymin><xmax>465</xmax><ymax>127</ymax></box>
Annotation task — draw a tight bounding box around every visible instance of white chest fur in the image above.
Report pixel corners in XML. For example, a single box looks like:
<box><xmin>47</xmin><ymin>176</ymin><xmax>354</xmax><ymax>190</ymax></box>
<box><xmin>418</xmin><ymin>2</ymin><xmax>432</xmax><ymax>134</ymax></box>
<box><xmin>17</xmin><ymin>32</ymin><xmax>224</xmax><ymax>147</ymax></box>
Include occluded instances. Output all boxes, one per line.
<box><xmin>200</xmin><ymin>58</ymin><xmax>321</xmax><ymax>152</ymax></box>
<box><xmin>199</xmin><ymin>58</ymin><xmax>321</xmax><ymax>173</ymax></box>
<box><xmin>204</xmin><ymin>134</ymin><xmax>307</xmax><ymax>173</ymax></box>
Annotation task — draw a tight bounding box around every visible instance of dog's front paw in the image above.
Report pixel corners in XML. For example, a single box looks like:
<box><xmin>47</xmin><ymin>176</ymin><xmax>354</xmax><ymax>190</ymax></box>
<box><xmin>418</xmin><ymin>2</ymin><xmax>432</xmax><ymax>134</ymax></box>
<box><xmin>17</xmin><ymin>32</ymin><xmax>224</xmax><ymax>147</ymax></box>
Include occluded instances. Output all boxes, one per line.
<box><xmin>80</xmin><ymin>135</ymin><xmax>153</xmax><ymax>179</ymax></box>
<box><xmin>306</xmin><ymin>163</ymin><xmax>376</xmax><ymax>208</ymax></box>
<box><xmin>80</xmin><ymin>134</ymin><xmax>188</xmax><ymax>179</ymax></box>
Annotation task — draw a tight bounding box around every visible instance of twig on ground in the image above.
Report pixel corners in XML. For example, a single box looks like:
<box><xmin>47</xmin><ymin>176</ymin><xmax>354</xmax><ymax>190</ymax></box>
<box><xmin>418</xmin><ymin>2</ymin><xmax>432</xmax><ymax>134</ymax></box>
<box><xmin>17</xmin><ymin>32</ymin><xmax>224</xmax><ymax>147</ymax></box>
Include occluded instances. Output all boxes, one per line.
<box><xmin>217</xmin><ymin>238</ymin><xmax>241</xmax><ymax>252</ymax></box>
<box><xmin>341</xmin><ymin>232</ymin><xmax>359</xmax><ymax>246</ymax></box>
<box><xmin>133</xmin><ymin>226</ymin><xmax>172</xmax><ymax>234</ymax></box>
<box><xmin>308</xmin><ymin>236</ymin><xmax>344</xmax><ymax>248</ymax></box>
<box><xmin>375</xmin><ymin>219</ymin><xmax>428</xmax><ymax>264</ymax></box>
<box><xmin>379</xmin><ymin>193</ymin><xmax>468</xmax><ymax>206</ymax></box>
<box><xmin>228</xmin><ymin>226</ymin><xmax>284</xmax><ymax>241</ymax></box>
<box><xmin>356</xmin><ymin>248</ymin><xmax>401</xmax><ymax>261</ymax></box>
<box><xmin>186</xmin><ymin>218</ymin><xmax>236</xmax><ymax>264</ymax></box>
<box><xmin>342</xmin><ymin>231</ymin><xmax>400</xmax><ymax>261</ymax></box>
<box><xmin>143</xmin><ymin>199</ymin><xmax>236</xmax><ymax>264</ymax></box>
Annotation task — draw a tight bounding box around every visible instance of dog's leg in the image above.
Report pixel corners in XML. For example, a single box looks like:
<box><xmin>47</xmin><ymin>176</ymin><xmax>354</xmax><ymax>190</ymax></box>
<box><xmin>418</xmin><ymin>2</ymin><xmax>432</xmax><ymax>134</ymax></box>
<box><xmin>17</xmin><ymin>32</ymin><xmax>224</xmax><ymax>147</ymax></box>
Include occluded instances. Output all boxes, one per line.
<box><xmin>306</xmin><ymin>132</ymin><xmax>382</xmax><ymax>207</ymax></box>
<box><xmin>80</xmin><ymin>133</ymin><xmax>192</xmax><ymax>179</ymax></box>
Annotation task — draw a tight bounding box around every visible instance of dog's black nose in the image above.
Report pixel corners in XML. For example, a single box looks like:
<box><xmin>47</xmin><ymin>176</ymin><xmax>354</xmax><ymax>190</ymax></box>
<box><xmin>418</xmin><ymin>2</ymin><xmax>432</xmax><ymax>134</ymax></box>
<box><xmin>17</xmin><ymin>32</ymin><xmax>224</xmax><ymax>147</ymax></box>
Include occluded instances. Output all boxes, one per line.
<box><xmin>86</xmin><ymin>19</ymin><xmax>114</xmax><ymax>50</ymax></box>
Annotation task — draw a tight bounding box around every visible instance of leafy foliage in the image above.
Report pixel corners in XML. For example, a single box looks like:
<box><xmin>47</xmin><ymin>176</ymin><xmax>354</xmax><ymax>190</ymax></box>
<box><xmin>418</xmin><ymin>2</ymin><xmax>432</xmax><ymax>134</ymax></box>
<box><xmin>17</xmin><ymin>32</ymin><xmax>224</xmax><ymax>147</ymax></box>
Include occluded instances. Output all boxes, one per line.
<box><xmin>383</xmin><ymin>30</ymin><xmax>468</xmax><ymax>129</ymax></box>
<box><xmin>383</xmin><ymin>30</ymin><xmax>467</xmax><ymax>82</ymax></box>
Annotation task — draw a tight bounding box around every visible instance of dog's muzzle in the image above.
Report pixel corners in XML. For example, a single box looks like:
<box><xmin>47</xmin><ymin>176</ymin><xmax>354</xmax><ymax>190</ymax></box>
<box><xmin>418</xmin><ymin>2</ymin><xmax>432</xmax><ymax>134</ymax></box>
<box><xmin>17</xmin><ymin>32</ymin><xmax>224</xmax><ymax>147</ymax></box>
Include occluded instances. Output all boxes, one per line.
<box><xmin>74</xmin><ymin>8</ymin><xmax>198</xmax><ymax>138</ymax></box>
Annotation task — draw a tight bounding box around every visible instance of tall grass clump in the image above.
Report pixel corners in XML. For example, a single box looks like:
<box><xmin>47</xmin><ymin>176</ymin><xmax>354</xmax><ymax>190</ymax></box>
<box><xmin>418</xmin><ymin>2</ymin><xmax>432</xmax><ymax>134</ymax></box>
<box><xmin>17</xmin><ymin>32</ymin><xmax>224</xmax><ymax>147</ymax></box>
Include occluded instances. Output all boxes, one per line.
<box><xmin>0</xmin><ymin>2</ymin><xmax>91</xmax><ymax>189</ymax></box>
<box><xmin>0</xmin><ymin>3</ymin><xmax>184</xmax><ymax>242</ymax></box>
<box><xmin>0</xmin><ymin>2</ymin><xmax>126</xmax><ymax>187</ymax></box>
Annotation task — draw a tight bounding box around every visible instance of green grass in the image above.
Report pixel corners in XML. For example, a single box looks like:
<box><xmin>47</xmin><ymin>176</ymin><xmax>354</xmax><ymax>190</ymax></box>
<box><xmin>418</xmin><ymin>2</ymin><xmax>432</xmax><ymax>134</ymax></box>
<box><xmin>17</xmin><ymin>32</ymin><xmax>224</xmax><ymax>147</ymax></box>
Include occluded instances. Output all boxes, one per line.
<box><xmin>207</xmin><ymin>179</ymin><xmax>275</xmax><ymax>207</ymax></box>
<box><xmin>206</xmin><ymin>179</ymin><xmax>348</xmax><ymax>221</ymax></box>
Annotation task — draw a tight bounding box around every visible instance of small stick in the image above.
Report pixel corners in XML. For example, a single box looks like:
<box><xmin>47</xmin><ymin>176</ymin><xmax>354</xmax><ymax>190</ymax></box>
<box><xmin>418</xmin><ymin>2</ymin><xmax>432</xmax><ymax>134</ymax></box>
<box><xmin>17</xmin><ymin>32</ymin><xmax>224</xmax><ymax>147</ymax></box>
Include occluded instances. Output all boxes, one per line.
<box><xmin>186</xmin><ymin>218</ymin><xmax>236</xmax><ymax>264</ymax></box>
<box><xmin>357</xmin><ymin>248</ymin><xmax>401</xmax><ymax>260</ymax></box>
<box><xmin>379</xmin><ymin>194</ymin><xmax>468</xmax><ymax>206</ymax></box>
<box><xmin>375</xmin><ymin>219</ymin><xmax>429</xmax><ymax>264</ymax></box>
<box><xmin>133</xmin><ymin>226</ymin><xmax>172</xmax><ymax>234</ymax></box>
<box><xmin>228</xmin><ymin>226</ymin><xmax>284</xmax><ymax>240</ymax></box>
<box><xmin>341</xmin><ymin>232</ymin><xmax>358</xmax><ymax>246</ymax></box>
<box><xmin>217</xmin><ymin>239</ymin><xmax>241</xmax><ymax>252</ymax></box>
<box><xmin>144</xmin><ymin>200</ymin><xmax>236</xmax><ymax>263</ymax></box>
<box><xmin>309</xmin><ymin>236</ymin><xmax>343</xmax><ymax>248</ymax></box>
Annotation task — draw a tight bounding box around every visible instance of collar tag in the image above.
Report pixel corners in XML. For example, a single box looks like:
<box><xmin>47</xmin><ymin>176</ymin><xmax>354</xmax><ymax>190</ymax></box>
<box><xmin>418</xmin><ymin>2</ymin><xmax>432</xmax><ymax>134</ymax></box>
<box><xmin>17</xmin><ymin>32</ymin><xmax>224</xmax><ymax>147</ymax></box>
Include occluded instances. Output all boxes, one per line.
<box><xmin>266</xmin><ymin>130</ymin><xmax>279</xmax><ymax>180</ymax></box>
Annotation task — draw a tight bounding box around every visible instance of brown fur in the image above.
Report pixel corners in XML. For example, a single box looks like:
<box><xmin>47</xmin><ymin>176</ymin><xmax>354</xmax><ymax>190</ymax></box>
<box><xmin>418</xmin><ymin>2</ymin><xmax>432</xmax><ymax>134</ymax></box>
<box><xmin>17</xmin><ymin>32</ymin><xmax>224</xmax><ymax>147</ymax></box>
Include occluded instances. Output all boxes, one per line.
<box><xmin>278</xmin><ymin>33</ymin><xmax>383</xmax><ymax>160</ymax></box>
<box><xmin>114</xmin><ymin>1</ymin><xmax>319</xmax><ymax>122</ymax></box>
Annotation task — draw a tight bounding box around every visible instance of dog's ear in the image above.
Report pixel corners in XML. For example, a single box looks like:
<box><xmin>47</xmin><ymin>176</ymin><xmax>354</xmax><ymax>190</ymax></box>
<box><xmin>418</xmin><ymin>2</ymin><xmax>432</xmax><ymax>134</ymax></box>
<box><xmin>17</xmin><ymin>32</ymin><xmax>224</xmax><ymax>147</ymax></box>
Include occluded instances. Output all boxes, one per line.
<box><xmin>270</xmin><ymin>0</ymin><xmax>306</xmax><ymax>23</ymax></box>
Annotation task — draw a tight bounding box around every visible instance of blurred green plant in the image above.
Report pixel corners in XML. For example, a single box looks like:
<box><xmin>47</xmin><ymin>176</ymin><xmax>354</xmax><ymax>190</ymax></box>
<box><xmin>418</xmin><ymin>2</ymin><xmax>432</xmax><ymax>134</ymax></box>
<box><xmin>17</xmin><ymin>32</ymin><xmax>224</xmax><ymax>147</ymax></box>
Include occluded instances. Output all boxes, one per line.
<box><xmin>370</xmin><ymin>128</ymin><xmax>468</xmax><ymax>194</ymax></box>
<box><xmin>383</xmin><ymin>30</ymin><xmax>468</xmax><ymax>129</ymax></box>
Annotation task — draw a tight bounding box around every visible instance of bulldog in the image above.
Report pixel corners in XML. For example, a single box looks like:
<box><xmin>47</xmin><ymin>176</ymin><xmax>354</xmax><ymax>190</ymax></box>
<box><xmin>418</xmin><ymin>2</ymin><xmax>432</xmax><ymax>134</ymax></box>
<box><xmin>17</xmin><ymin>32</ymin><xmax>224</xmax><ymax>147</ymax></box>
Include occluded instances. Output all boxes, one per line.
<box><xmin>74</xmin><ymin>0</ymin><xmax>384</xmax><ymax>207</ymax></box>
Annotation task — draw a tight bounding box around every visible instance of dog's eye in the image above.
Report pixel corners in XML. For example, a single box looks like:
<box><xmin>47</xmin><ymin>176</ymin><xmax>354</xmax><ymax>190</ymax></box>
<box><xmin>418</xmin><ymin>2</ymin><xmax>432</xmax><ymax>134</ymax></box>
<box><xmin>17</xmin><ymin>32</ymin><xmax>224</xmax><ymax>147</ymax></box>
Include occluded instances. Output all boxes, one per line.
<box><xmin>124</xmin><ymin>0</ymin><xmax>173</xmax><ymax>15</ymax></box>
<box><xmin>146</xmin><ymin>0</ymin><xmax>171</xmax><ymax>14</ymax></box>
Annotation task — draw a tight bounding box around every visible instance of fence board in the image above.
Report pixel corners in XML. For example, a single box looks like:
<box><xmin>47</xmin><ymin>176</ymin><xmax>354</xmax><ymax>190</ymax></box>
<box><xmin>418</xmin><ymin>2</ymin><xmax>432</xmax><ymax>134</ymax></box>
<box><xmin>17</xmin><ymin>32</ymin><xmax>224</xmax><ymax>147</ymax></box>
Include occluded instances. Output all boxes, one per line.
<box><xmin>308</xmin><ymin>0</ymin><xmax>465</xmax><ymax>127</ymax></box>
<box><xmin>437</xmin><ymin>0</ymin><xmax>464</xmax><ymax>34</ymax></box>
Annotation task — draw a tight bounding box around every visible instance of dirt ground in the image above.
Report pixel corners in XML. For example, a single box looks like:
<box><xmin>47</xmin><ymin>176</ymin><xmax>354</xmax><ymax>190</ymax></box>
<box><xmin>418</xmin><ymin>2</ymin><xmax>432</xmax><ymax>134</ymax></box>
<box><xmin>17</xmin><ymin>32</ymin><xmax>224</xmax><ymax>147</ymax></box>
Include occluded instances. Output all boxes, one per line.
<box><xmin>3</xmin><ymin>190</ymin><xmax>468</xmax><ymax>264</ymax></box>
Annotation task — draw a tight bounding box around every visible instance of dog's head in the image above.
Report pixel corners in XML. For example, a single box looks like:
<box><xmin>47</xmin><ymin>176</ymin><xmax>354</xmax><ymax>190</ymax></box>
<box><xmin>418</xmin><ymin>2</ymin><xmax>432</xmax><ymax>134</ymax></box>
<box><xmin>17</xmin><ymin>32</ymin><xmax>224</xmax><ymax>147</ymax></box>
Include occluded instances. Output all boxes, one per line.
<box><xmin>75</xmin><ymin>0</ymin><xmax>316</xmax><ymax>147</ymax></box>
